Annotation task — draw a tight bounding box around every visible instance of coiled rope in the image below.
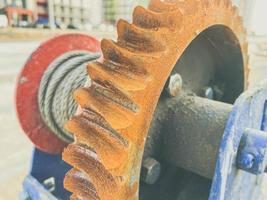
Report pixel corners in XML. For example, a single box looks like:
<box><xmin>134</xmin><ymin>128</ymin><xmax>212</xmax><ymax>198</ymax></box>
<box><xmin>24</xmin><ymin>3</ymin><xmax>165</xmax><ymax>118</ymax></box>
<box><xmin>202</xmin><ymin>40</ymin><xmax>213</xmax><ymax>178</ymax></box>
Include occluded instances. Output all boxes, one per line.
<box><xmin>38</xmin><ymin>51</ymin><xmax>101</xmax><ymax>143</ymax></box>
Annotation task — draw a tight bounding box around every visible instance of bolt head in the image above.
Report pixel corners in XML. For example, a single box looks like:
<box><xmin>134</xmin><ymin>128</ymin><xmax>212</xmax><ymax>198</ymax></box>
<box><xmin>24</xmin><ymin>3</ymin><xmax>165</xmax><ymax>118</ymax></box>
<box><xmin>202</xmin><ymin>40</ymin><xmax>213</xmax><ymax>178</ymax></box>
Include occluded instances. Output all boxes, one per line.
<box><xmin>141</xmin><ymin>157</ymin><xmax>161</xmax><ymax>185</ymax></box>
<box><xmin>167</xmin><ymin>73</ymin><xmax>183</xmax><ymax>97</ymax></box>
<box><xmin>237</xmin><ymin>128</ymin><xmax>267</xmax><ymax>175</ymax></box>
<box><xmin>202</xmin><ymin>87</ymin><xmax>214</xmax><ymax>99</ymax></box>
<box><xmin>43</xmin><ymin>177</ymin><xmax>55</xmax><ymax>192</ymax></box>
<box><xmin>237</xmin><ymin>153</ymin><xmax>254</xmax><ymax>170</ymax></box>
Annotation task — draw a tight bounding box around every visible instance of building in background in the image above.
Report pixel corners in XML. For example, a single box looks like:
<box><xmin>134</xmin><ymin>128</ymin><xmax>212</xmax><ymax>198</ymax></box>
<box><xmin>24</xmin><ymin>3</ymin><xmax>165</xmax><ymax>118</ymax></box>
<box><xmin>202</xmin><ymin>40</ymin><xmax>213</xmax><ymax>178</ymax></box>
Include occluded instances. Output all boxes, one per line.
<box><xmin>0</xmin><ymin>0</ymin><xmax>35</xmax><ymax>27</ymax></box>
<box><xmin>103</xmin><ymin>0</ymin><xmax>148</xmax><ymax>24</ymax></box>
<box><xmin>35</xmin><ymin>0</ymin><xmax>48</xmax><ymax>25</ymax></box>
<box><xmin>0</xmin><ymin>0</ymin><xmax>149</xmax><ymax>29</ymax></box>
<box><xmin>45</xmin><ymin>0</ymin><xmax>149</xmax><ymax>30</ymax></box>
<box><xmin>0</xmin><ymin>0</ymin><xmax>266</xmax><ymax>35</ymax></box>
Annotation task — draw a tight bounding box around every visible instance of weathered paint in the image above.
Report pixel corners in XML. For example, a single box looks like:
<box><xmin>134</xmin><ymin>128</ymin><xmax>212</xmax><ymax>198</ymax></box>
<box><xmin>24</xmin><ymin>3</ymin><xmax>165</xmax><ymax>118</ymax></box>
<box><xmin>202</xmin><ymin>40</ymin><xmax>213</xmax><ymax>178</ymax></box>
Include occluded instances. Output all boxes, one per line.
<box><xmin>209</xmin><ymin>81</ymin><xmax>267</xmax><ymax>200</ymax></box>
<box><xmin>21</xmin><ymin>148</ymin><xmax>72</xmax><ymax>200</ymax></box>
<box><xmin>237</xmin><ymin>128</ymin><xmax>267</xmax><ymax>174</ymax></box>
<box><xmin>16</xmin><ymin>34</ymin><xmax>101</xmax><ymax>154</ymax></box>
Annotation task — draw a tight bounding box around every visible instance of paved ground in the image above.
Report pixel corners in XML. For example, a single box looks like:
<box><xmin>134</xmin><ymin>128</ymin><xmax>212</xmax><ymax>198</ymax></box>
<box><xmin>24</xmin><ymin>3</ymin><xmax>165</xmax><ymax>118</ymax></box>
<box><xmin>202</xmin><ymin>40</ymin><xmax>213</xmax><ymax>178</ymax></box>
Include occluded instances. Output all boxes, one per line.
<box><xmin>0</xmin><ymin>41</ymin><xmax>40</xmax><ymax>200</ymax></box>
<box><xmin>0</xmin><ymin>28</ymin><xmax>116</xmax><ymax>42</ymax></box>
<box><xmin>0</xmin><ymin>34</ymin><xmax>267</xmax><ymax>200</ymax></box>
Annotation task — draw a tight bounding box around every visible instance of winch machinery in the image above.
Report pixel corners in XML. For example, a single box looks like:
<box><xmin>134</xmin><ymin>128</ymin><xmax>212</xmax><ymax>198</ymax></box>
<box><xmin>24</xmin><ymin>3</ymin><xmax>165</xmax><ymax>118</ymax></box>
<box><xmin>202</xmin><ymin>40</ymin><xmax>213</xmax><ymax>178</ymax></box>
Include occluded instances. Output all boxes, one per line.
<box><xmin>15</xmin><ymin>1</ymin><xmax>267</xmax><ymax>200</ymax></box>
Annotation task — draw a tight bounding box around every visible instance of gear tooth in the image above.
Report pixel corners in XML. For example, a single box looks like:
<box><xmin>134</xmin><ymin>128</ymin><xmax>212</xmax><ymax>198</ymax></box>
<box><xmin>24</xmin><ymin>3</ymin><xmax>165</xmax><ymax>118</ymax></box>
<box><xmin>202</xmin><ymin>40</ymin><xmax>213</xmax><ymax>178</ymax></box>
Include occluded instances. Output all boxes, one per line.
<box><xmin>100</xmin><ymin>38</ymin><xmax>159</xmax><ymax>74</ymax></box>
<box><xmin>228</xmin><ymin>6</ymin><xmax>243</xmax><ymax>31</ymax></box>
<box><xmin>101</xmin><ymin>39</ymin><xmax>125</xmax><ymax>63</ymax></box>
<box><xmin>73</xmin><ymin>87</ymin><xmax>135</xmax><ymax>129</ymax></box>
<box><xmin>64</xmin><ymin>0</ymin><xmax>248</xmax><ymax>199</ymax></box>
<box><xmin>243</xmin><ymin>41</ymin><xmax>248</xmax><ymax>53</ymax></box>
<box><xmin>70</xmin><ymin>194</ymin><xmax>84</xmax><ymax>200</ymax></box>
<box><xmin>231</xmin><ymin>5</ymin><xmax>238</xmax><ymax>13</ymax></box>
<box><xmin>173</xmin><ymin>0</ymin><xmax>203</xmax><ymax>15</ymax></box>
<box><xmin>133</xmin><ymin>6</ymin><xmax>182</xmax><ymax>31</ymax></box>
<box><xmin>65</xmin><ymin>112</ymin><xmax>128</xmax><ymax>169</ymax></box>
<box><xmin>70</xmin><ymin>194</ymin><xmax>80</xmax><ymax>200</ymax></box>
<box><xmin>70</xmin><ymin>195</ymin><xmax>91</xmax><ymax>200</ymax></box>
<box><xmin>101</xmin><ymin>38</ymin><xmax>158</xmax><ymax>65</ymax></box>
<box><xmin>87</xmin><ymin>61</ymin><xmax>149</xmax><ymax>91</ymax></box>
<box><xmin>83</xmin><ymin>81</ymin><xmax>139</xmax><ymax>113</ymax></box>
<box><xmin>63</xmin><ymin>144</ymin><xmax>120</xmax><ymax>200</ymax></box>
<box><xmin>225</xmin><ymin>0</ymin><xmax>231</xmax><ymax>8</ymax></box>
<box><xmin>117</xmin><ymin>19</ymin><xmax>166</xmax><ymax>52</ymax></box>
<box><xmin>200</xmin><ymin>0</ymin><xmax>210</xmax><ymax>8</ymax></box>
<box><xmin>211</xmin><ymin>0</ymin><xmax>218</xmax><ymax>5</ymax></box>
<box><xmin>218</xmin><ymin>0</ymin><xmax>230</xmax><ymax>8</ymax></box>
<box><xmin>65</xmin><ymin>169</ymin><xmax>100</xmax><ymax>200</ymax></box>
<box><xmin>216</xmin><ymin>0</ymin><xmax>231</xmax><ymax>8</ymax></box>
<box><xmin>148</xmin><ymin>0</ymin><xmax>178</xmax><ymax>12</ymax></box>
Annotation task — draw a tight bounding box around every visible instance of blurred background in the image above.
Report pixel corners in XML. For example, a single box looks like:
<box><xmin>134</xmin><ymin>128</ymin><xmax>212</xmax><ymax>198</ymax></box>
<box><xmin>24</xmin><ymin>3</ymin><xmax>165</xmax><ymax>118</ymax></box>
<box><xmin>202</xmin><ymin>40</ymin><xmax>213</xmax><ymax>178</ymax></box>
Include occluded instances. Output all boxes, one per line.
<box><xmin>0</xmin><ymin>0</ymin><xmax>267</xmax><ymax>199</ymax></box>
<box><xmin>0</xmin><ymin>0</ymin><xmax>266</xmax><ymax>33</ymax></box>
<box><xmin>0</xmin><ymin>0</ymin><xmax>149</xmax><ymax>30</ymax></box>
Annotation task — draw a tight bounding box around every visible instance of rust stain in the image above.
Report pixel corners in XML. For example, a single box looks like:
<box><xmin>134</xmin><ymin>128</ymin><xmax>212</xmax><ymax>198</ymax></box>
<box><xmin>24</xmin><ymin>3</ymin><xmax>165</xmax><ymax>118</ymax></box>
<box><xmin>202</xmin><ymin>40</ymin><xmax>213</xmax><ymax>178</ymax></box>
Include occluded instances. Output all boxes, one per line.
<box><xmin>63</xmin><ymin>0</ymin><xmax>248</xmax><ymax>199</ymax></box>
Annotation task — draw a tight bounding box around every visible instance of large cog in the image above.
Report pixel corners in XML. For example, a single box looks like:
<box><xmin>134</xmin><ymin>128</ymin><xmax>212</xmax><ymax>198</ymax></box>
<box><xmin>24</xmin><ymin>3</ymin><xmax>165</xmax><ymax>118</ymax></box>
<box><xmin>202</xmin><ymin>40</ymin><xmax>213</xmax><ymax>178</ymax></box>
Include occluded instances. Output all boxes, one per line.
<box><xmin>63</xmin><ymin>0</ymin><xmax>248</xmax><ymax>199</ymax></box>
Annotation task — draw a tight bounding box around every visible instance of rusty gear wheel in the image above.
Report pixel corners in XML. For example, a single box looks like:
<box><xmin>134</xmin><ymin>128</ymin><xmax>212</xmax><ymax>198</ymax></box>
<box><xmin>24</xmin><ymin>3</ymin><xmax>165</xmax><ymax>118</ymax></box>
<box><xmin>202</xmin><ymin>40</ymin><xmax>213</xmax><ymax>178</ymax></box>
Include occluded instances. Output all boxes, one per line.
<box><xmin>63</xmin><ymin>0</ymin><xmax>248</xmax><ymax>199</ymax></box>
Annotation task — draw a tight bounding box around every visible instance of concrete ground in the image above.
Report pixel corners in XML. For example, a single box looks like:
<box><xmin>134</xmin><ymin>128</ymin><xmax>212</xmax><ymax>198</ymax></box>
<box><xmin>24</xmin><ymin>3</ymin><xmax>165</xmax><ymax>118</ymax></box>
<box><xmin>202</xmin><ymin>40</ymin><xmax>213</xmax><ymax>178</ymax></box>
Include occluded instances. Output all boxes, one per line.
<box><xmin>0</xmin><ymin>41</ymin><xmax>39</xmax><ymax>200</ymax></box>
<box><xmin>0</xmin><ymin>33</ymin><xmax>267</xmax><ymax>200</ymax></box>
<box><xmin>0</xmin><ymin>28</ymin><xmax>115</xmax><ymax>42</ymax></box>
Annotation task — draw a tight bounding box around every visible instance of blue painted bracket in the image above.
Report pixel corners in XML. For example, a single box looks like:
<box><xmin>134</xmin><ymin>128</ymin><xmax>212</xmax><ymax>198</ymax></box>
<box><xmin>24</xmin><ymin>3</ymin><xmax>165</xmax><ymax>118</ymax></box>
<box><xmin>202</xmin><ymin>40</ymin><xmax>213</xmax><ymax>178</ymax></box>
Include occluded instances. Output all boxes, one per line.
<box><xmin>20</xmin><ymin>148</ymin><xmax>71</xmax><ymax>200</ymax></box>
<box><xmin>209</xmin><ymin>81</ymin><xmax>267</xmax><ymax>200</ymax></box>
<box><xmin>21</xmin><ymin>175</ymin><xmax>58</xmax><ymax>200</ymax></box>
<box><xmin>237</xmin><ymin>128</ymin><xmax>267</xmax><ymax>175</ymax></box>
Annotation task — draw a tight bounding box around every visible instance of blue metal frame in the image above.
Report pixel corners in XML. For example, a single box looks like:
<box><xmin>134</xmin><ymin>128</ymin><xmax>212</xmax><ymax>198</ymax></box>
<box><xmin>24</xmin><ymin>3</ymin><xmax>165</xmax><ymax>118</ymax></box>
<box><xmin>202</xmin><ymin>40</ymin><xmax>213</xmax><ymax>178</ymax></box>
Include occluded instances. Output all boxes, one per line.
<box><xmin>209</xmin><ymin>81</ymin><xmax>267</xmax><ymax>200</ymax></box>
<box><xmin>237</xmin><ymin>128</ymin><xmax>267</xmax><ymax>174</ymax></box>
<box><xmin>21</xmin><ymin>148</ymin><xmax>71</xmax><ymax>200</ymax></box>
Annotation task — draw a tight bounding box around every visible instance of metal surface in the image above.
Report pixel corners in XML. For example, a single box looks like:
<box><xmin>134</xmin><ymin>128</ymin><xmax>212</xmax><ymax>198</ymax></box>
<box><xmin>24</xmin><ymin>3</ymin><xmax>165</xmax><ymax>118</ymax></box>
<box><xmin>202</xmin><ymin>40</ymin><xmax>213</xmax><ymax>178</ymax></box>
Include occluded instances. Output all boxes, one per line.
<box><xmin>140</xmin><ymin>92</ymin><xmax>232</xmax><ymax>200</ymax></box>
<box><xmin>160</xmin><ymin>93</ymin><xmax>232</xmax><ymax>179</ymax></box>
<box><xmin>21</xmin><ymin>176</ymin><xmax>58</xmax><ymax>200</ymax></box>
<box><xmin>16</xmin><ymin>34</ymin><xmax>101</xmax><ymax>154</ymax></box>
<box><xmin>173</xmin><ymin>24</ymin><xmax>246</xmax><ymax>104</ymax></box>
<box><xmin>202</xmin><ymin>87</ymin><xmax>214</xmax><ymax>99</ymax></box>
<box><xmin>141</xmin><ymin>157</ymin><xmax>162</xmax><ymax>185</ymax></box>
<box><xmin>22</xmin><ymin>148</ymin><xmax>71</xmax><ymax>200</ymax></box>
<box><xmin>237</xmin><ymin>128</ymin><xmax>267</xmax><ymax>174</ymax></box>
<box><xmin>166</xmin><ymin>73</ymin><xmax>183</xmax><ymax>97</ymax></box>
<box><xmin>210</xmin><ymin>81</ymin><xmax>267</xmax><ymax>200</ymax></box>
<box><xmin>62</xmin><ymin>0</ymin><xmax>248</xmax><ymax>199</ymax></box>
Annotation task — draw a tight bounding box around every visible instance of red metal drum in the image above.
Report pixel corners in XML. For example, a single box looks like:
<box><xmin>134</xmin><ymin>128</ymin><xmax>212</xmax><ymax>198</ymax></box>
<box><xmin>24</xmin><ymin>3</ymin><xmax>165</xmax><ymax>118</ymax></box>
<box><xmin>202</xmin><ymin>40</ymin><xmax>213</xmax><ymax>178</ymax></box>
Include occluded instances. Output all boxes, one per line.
<box><xmin>16</xmin><ymin>34</ymin><xmax>101</xmax><ymax>154</ymax></box>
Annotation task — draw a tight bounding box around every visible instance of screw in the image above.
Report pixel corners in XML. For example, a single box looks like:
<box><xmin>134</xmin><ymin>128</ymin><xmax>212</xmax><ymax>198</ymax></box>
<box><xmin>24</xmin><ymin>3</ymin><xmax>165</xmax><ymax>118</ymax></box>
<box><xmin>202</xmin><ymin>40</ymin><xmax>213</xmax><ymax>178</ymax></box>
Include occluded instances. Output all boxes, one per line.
<box><xmin>237</xmin><ymin>152</ymin><xmax>254</xmax><ymax>170</ymax></box>
<box><xmin>43</xmin><ymin>177</ymin><xmax>55</xmax><ymax>193</ymax></box>
<box><xmin>141</xmin><ymin>157</ymin><xmax>161</xmax><ymax>185</ymax></box>
<box><xmin>237</xmin><ymin>128</ymin><xmax>267</xmax><ymax>175</ymax></box>
<box><xmin>166</xmin><ymin>73</ymin><xmax>183</xmax><ymax>97</ymax></box>
<box><xmin>202</xmin><ymin>87</ymin><xmax>214</xmax><ymax>100</ymax></box>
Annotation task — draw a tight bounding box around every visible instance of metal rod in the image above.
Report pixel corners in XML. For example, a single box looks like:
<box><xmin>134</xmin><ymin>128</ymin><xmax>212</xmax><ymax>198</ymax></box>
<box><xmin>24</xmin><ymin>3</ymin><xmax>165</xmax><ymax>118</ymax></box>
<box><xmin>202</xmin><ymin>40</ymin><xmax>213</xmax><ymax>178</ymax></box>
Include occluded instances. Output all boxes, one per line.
<box><xmin>147</xmin><ymin>93</ymin><xmax>233</xmax><ymax>179</ymax></box>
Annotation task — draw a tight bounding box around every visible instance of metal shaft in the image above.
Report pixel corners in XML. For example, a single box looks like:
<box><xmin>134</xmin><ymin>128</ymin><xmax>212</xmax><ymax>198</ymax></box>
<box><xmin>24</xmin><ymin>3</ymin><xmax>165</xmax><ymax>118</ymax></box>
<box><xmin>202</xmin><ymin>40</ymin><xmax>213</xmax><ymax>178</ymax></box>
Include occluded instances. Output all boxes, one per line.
<box><xmin>148</xmin><ymin>93</ymin><xmax>233</xmax><ymax>179</ymax></box>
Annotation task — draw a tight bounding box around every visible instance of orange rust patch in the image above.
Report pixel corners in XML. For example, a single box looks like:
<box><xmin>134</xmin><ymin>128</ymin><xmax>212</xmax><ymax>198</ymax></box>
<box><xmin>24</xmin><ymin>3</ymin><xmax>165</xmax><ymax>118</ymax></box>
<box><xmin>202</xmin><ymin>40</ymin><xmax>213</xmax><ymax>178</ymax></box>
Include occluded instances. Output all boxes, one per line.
<box><xmin>63</xmin><ymin>0</ymin><xmax>248</xmax><ymax>199</ymax></box>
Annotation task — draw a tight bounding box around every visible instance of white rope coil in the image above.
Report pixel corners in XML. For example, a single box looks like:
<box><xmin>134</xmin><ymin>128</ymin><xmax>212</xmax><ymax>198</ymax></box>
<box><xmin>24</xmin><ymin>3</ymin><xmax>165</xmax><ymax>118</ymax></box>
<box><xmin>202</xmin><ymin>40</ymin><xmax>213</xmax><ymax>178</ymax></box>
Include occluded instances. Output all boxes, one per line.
<box><xmin>38</xmin><ymin>51</ymin><xmax>101</xmax><ymax>143</ymax></box>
